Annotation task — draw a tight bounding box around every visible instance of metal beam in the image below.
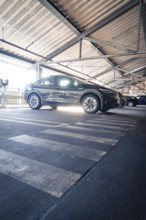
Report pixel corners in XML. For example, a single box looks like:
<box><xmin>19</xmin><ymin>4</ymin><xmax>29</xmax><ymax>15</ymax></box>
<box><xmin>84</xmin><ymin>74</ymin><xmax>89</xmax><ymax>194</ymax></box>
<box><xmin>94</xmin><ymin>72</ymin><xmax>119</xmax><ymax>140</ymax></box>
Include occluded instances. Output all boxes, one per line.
<box><xmin>84</xmin><ymin>37</ymin><xmax>137</xmax><ymax>53</ymax></box>
<box><xmin>37</xmin><ymin>0</ymin><xmax>139</xmax><ymax>63</ymax></box>
<box><xmin>109</xmin><ymin>66</ymin><xmax>146</xmax><ymax>85</ymax></box>
<box><xmin>87</xmin><ymin>58</ymin><xmax>138</xmax><ymax>79</ymax></box>
<box><xmin>0</xmin><ymin>50</ymin><xmax>34</xmax><ymax>64</ymax></box>
<box><xmin>115</xmin><ymin>76</ymin><xmax>146</xmax><ymax>89</ymax></box>
<box><xmin>0</xmin><ymin>39</ymin><xmax>46</xmax><ymax>60</ymax></box>
<box><xmin>79</xmin><ymin>40</ymin><xmax>82</xmax><ymax>59</ymax></box>
<box><xmin>47</xmin><ymin>52</ymin><xmax>146</xmax><ymax>63</ymax></box>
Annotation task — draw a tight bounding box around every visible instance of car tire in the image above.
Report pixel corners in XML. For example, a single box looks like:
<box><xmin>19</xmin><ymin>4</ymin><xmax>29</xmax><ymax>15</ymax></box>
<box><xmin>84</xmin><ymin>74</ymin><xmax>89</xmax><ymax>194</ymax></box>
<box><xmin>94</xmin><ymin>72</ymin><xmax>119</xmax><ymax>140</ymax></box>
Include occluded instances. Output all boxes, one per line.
<box><xmin>28</xmin><ymin>93</ymin><xmax>41</xmax><ymax>110</ymax></box>
<box><xmin>81</xmin><ymin>94</ymin><xmax>100</xmax><ymax>114</ymax></box>
<box><xmin>128</xmin><ymin>101</ymin><xmax>133</xmax><ymax>107</ymax></box>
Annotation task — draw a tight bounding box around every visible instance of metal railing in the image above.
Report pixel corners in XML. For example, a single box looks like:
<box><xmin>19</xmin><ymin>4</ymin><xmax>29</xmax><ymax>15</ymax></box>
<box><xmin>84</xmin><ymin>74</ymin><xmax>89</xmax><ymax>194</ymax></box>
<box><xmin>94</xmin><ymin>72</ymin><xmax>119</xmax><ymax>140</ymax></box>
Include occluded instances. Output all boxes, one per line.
<box><xmin>0</xmin><ymin>88</ymin><xmax>26</xmax><ymax>108</ymax></box>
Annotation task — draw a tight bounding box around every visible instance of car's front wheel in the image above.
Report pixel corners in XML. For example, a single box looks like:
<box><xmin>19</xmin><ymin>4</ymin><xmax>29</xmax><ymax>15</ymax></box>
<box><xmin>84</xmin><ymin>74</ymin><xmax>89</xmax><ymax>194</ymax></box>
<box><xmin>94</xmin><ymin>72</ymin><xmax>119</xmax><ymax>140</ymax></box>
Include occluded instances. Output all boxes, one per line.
<box><xmin>28</xmin><ymin>93</ymin><xmax>41</xmax><ymax>110</ymax></box>
<box><xmin>81</xmin><ymin>94</ymin><xmax>100</xmax><ymax>114</ymax></box>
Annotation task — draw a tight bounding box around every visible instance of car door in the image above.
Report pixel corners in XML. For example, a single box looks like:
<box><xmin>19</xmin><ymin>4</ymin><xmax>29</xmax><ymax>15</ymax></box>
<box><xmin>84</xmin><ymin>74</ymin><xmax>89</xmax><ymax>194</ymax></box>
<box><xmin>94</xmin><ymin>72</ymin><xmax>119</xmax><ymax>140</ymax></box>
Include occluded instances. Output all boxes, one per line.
<box><xmin>54</xmin><ymin>76</ymin><xmax>84</xmax><ymax>104</ymax></box>
<box><xmin>32</xmin><ymin>76</ymin><xmax>60</xmax><ymax>104</ymax></box>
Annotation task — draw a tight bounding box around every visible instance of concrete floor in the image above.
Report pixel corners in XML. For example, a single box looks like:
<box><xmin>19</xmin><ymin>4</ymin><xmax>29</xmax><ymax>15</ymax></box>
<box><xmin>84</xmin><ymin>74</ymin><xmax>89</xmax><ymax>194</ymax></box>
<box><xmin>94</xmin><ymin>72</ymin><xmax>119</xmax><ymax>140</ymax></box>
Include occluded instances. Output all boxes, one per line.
<box><xmin>0</xmin><ymin>106</ymin><xmax>146</xmax><ymax>220</ymax></box>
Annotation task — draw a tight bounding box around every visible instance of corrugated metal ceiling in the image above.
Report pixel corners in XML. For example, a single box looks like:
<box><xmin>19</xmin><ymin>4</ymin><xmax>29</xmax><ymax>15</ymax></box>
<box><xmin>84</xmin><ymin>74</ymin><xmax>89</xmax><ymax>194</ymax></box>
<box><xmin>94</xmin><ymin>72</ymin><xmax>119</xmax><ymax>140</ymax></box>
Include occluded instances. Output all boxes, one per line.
<box><xmin>0</xmin><ymin>0</ymin><xmax>145</xmax><ymax>93</ymax></box>
<box><xmin>50</xmin><ymin>0</ymin><xmax>130</xmax><ymax>31</ymax></box>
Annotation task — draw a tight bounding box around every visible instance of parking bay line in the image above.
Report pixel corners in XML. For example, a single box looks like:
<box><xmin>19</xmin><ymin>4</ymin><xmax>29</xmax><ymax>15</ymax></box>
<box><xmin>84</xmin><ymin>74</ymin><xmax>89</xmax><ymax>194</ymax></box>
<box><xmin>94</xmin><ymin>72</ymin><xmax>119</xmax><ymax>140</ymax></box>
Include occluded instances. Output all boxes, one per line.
<box><xmin>40</xmin><ymin>129</ymin><xmax>118</xmax><ymax>145</ymax></box>
<box><xmin>9</xmin><ymin>135</ymin><xmax>107</xmax><ymax>162</ymax></box>
<box><xmin>0</xmin><ymin>148</ymin><xmax>80</xmax><ymax>198</ymax></box>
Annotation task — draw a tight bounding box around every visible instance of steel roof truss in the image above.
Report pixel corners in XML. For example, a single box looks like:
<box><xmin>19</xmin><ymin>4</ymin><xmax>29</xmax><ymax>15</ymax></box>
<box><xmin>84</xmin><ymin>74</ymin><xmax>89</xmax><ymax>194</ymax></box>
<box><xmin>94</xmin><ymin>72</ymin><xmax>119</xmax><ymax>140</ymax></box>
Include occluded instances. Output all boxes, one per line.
<box><xmin>37</xmin><ymin>0</ymin><xmax>139</xmax><ymax>62</ymax></box>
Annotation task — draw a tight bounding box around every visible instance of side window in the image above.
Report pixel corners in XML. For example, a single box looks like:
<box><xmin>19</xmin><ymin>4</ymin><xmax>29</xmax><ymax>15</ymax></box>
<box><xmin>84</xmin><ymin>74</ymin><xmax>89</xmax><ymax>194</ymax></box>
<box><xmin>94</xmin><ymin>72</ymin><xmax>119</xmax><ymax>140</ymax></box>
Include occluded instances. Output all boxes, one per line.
<box><xmin>55</xmin><ymin>76</ymin><xmax>82</xmax><ymax>88</ymax></box>
<box><xmin>34</xmin><ymin>78</ymin><xmax>54</xmax><ymax>86</ymax></box>
<box><xmin>57</xmin><ymin>77</ymin><xmax>71</xmax><ymax>87</ymax></box>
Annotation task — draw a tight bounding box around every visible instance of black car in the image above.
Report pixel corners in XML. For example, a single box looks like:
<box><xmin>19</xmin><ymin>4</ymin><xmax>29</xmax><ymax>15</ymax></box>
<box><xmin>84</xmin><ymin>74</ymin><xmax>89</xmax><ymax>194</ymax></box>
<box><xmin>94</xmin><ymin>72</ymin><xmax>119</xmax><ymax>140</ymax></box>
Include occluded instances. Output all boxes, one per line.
<box><xmin>24</xmin><ymin>74</ymin><xmax>120</xmax><ymax>114</ymax></box>
<box><xmin>125</xmin><ymin>96</ymin><xmax>138</xmax><ymax>107</ymax></box>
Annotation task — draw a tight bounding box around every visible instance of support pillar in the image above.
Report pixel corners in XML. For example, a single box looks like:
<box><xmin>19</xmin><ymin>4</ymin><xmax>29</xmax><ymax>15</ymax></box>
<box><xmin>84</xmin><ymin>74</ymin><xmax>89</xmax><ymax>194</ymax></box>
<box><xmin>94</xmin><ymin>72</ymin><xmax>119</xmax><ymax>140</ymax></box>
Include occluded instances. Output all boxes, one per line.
<box><xmin>36</xmin><ymin>64</ymin><xmax>42</xmax><ymax>79</ymax></box>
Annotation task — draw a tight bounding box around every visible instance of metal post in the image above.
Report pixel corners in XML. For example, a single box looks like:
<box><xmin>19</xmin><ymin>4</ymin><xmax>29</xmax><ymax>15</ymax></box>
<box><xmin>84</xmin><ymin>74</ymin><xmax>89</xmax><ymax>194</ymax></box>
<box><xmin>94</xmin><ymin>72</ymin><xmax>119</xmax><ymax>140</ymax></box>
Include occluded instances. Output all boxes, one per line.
<box><xmin>36</xmin><ymin>64</ymin><xmax>42</xmax><ymax>79</ymax></box>
<box><xmin>0</xmin><ymin>79</ymin><xmax>8</xmax><ymax>108</ymax></box>
<box><xmin>79</xmin><ymin>39</ymin><xmax>82</xmax><ymax>58</ymax></box>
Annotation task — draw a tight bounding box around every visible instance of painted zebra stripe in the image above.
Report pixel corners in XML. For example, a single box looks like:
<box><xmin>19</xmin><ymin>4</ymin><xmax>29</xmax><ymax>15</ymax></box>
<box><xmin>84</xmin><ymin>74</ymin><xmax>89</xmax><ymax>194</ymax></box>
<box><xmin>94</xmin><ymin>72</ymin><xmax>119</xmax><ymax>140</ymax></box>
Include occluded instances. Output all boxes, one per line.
<box><xmin>0</xmin><ymin>115</ymin><xmax>61</xmax><ymax>124</ymax></box>
<box><xmin>85</xmin><ymin>120</ymin><xmax>135</xmax><ymax>127</ymax></box>
<box><xmin>62</xmin><ymin>125</ymin><xmax>125</xmax><ymax>135</ymax></box>
<box><xmin>96</xmin><ymin>116</ymin><xmax>138</xmax><ymax>123</ymax></box>
<box><xmin>9</xmin><ymin>135</ymin><xmax>107</xmax><ymax>161</ymax></box>
<box><xmin>76</xmin><ymin>122</ymin><xmax>128</xmax><ymax>131</ymax></box>
<box><xmin>41</xmin><ymin>129</ymin><xmax>118</xmax><ymax>145</ymax></box>
<box><xmin>0</xmin><ymin>118</ymin><xmax>64</xmax><ymax>128</ymax></box>
<box><xmin>0</xmin><ymin>149</ymin><xmax>81</xmax><ymax>198</ymax></box>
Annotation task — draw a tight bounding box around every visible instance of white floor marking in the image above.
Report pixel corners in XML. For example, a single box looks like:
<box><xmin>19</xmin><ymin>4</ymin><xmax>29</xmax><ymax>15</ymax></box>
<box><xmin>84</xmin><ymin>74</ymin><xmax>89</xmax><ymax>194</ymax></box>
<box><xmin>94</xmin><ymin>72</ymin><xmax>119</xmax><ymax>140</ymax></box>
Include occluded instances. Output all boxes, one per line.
<box><xmin>76</xmin><ymin>122</ymin><xmax>128</xmax><ymax>131</ymax></box>
<box><xmin>96</xmin><ymin>116</ymin><xmax>138</xmax><ymax>123</ymax></box>
<box><xmin>9</xmin><ymin>135</ymin><xmax>107</xmax><ymax>161</ymax></box>
<box><xmin>0</xmin><ymin>115</ymin><xmax>61</xmax><ymax>124</ymax></box>
<box><xmin>40</xmin><ymin>129</ymin><xmax>118</xmax><ymax>145</ymax></box>
<box><xmin>85</xmin><ymin>120</ymin><xmax>135</xmax><ymax>127</ymax></box>
<box><xmin>0</xmin><ymin>118</ymin><xmax>66</xmax><ymax>127</ymax></box>
<box><xmin>0</xmin><ymin>149</ymin><xmax>81</xmax><ymax>198</ymax></box>
<box><xmin>62</xmin><ymin>125</ymin><xmax>125</xmax><ymax>135</ymax></box>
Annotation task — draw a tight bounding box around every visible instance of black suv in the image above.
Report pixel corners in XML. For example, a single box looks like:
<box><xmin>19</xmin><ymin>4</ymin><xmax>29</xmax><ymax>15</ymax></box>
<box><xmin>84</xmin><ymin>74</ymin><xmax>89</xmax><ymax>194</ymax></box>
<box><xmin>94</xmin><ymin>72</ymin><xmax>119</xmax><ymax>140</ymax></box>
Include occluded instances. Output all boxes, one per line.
<box><xmin>125</xmin><ymin>96</ymin><xmax>138</xmax><ymax>107</ymax></box>
<box><xmin>24</xmin><ymin>74</ymin><xmax>120</xmax><ymax>114</ymax></box>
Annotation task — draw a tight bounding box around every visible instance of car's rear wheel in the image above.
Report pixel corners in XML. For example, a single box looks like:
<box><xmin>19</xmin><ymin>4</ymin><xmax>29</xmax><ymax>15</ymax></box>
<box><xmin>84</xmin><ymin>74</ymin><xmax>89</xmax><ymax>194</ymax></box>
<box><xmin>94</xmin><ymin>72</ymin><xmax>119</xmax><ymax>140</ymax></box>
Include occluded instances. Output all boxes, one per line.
<box><xmin>81</xmin><ymin>94</ymin><xmax>100</xmax><ymax>114</ymax></box>
<box><xmin>28</xmin><ymin>93</ymin><xmax>41</xmax><ymax>110</ymax></box>
<box><xmin>128</xmin><ymin>101</ymin><xmax>133</xmax><ymax>107</ymax></box>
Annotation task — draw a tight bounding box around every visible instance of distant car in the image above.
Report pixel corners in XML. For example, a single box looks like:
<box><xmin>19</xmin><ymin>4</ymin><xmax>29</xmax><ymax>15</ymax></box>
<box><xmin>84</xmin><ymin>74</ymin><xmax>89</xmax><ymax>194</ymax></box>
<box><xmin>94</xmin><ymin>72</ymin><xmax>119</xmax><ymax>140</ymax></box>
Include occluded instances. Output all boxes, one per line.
<box><xmin>125</xmin><ymin>96</ymin><xmax>138</xmax><ymax>107</ymax></box>
<box><xmin>137</xmin><ymin>95</ymin><xmax>146</xmax><ymax>105</ymax></box>
<box><xmin>118</xmin><ymin>92</ymin><xmax>126</xmax><ymax>108</ymax></box>
<box><xmin>24</xmin><ymin>74</ymin><xmax>120</xmax><ymax>114</ymax></box>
